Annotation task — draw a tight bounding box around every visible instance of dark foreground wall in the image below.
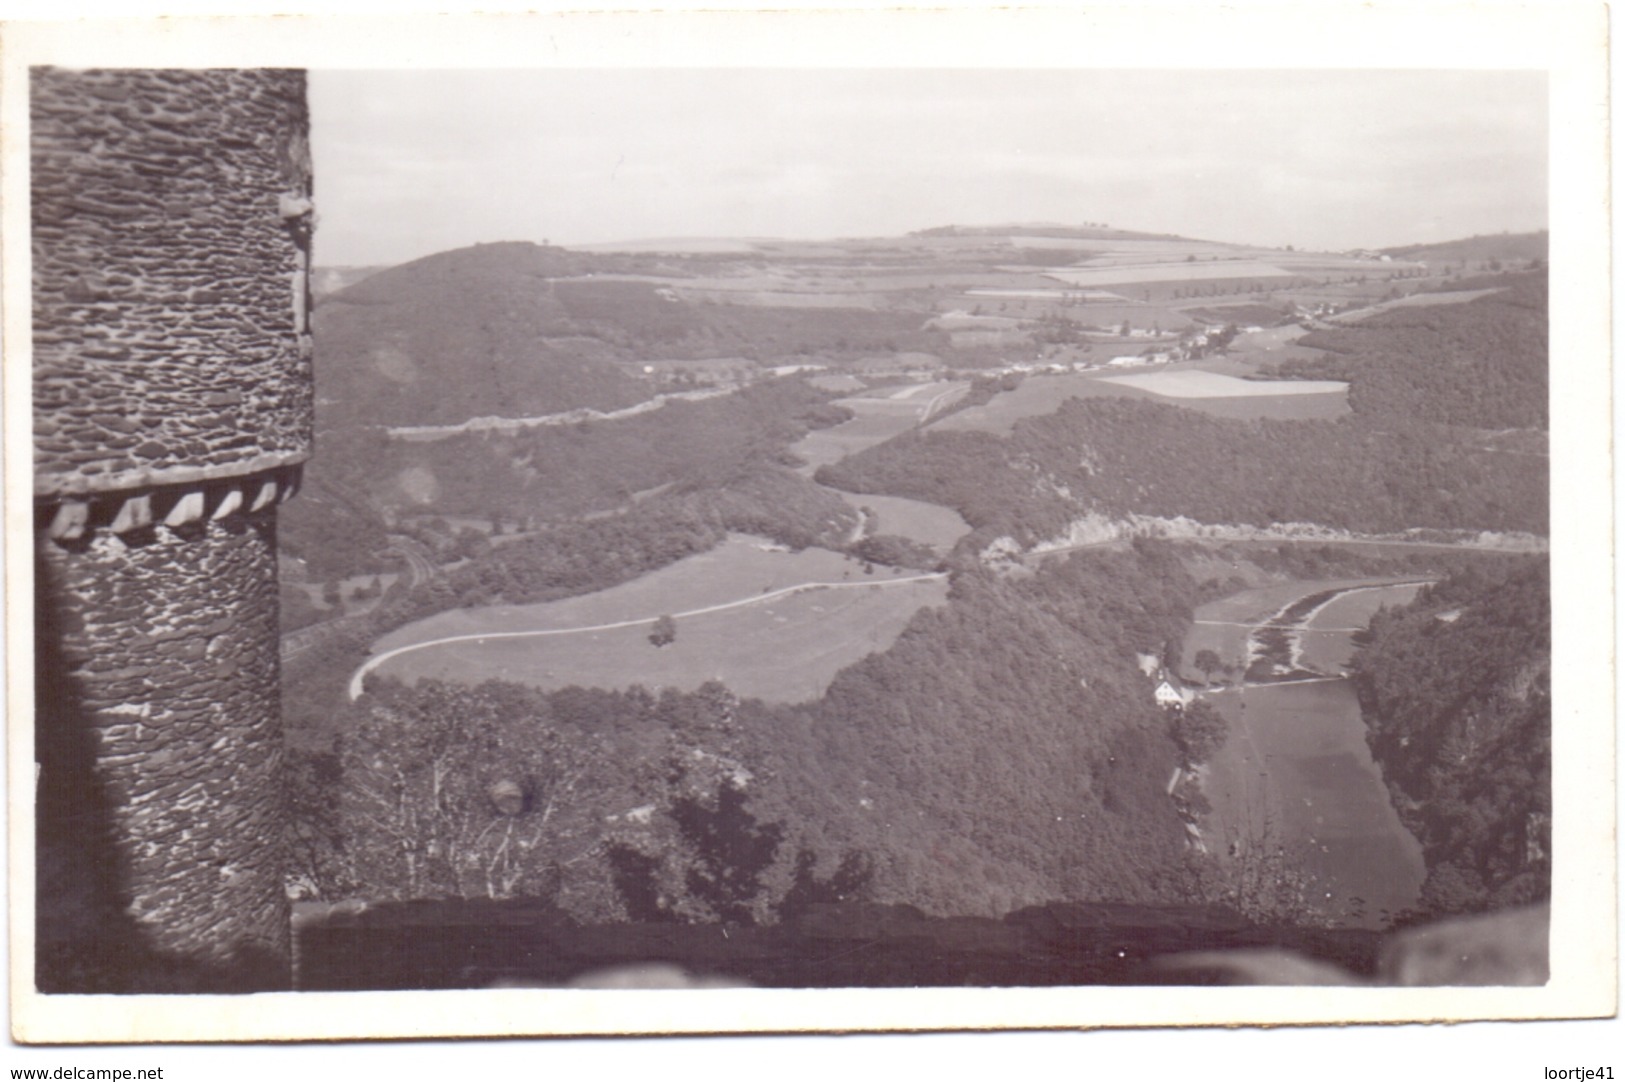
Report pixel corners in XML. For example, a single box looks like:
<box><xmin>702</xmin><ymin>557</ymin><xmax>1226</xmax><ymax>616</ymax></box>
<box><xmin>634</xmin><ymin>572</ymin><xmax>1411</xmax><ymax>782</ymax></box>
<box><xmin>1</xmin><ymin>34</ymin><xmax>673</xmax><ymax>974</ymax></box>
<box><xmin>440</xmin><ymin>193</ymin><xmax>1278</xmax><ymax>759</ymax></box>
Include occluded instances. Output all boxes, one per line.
<box><xmin>294</xmin><ymin>899</ymin><xmax>1549</xmax><ymax>992</ymax></box>
<box><xmin>32</xmin><ymin>68</ymin><xmax>313</xmax><ymax>992</ymax></box>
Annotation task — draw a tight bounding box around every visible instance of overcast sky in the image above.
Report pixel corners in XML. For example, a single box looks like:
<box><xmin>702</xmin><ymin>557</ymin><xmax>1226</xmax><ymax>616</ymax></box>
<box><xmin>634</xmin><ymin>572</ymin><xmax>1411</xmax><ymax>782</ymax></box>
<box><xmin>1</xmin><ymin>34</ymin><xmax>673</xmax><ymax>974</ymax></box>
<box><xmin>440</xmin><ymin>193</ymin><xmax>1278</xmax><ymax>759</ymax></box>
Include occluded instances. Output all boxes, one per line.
<box><xmin>308</xmin><ymin>69</ymin><xmax>1546</xmax><ymax>268</ymax></box>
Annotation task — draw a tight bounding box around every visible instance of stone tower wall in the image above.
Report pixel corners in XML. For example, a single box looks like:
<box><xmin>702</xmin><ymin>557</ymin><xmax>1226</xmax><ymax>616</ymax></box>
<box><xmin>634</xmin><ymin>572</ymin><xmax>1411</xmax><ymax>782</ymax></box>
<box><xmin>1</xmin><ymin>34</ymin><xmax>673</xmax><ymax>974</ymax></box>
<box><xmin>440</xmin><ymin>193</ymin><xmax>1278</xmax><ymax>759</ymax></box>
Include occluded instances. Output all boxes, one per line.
<box><xmin>32</xmin><ymin>67</ymin><xmax>313</xmax><ymax>495</ymax></box>
<box><xmin>32</xmin><ymin>68</ymin><xmax>313</xmax><ymax>992</ymax></box>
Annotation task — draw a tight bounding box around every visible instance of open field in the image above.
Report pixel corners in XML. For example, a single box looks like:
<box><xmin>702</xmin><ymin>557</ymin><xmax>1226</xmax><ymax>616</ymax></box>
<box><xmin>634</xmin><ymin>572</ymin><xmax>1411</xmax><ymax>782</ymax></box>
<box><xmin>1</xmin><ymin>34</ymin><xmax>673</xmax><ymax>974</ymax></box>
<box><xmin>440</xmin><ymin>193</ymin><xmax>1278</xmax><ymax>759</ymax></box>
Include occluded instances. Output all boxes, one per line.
<box><xmin>1047</xmin><ymin>261</ymin><xmax>1295</xmax><ymax>287</ymax></box>
<box><xmin>360</xmin><ymin>535</ymin><xmax>948</xmax><ymax>703</ymax></box>
<box><xmin>371</xmin><ymin>535</ymin><xmax>920</xmax><ymax>655</ymax></box>
<box><xmin>672</xmin><ymin>289</ymin><xmax>885</xmax><ymax>309</ymax></box>
<box><xmin>1382</xmin><ymin>287</ymin><xmax>1507</xmax><ymax>308</ymax></box>
<box><xmin>1201</xmin><ymin>679</ymin><xmax>1426</xmax><ymax>927</ymax></box>
<box><xmin>791</xmin><ymin>380</ymin><xmax>967</xmax><ymax>469</ymax></box>
<box><xmin>930</xmin><ymin>367</ymin><xmax>1349</xmax><ymax>435</ymax></box>
<box><xmin>1097</xmin><ymin>369</ymin><xmax>1347</xmax><ymax>399</ymax></box>
<box><xmin>838</xmin><ymin>491</ymin><xmax>972</xmax><ymax>552</ymax></box>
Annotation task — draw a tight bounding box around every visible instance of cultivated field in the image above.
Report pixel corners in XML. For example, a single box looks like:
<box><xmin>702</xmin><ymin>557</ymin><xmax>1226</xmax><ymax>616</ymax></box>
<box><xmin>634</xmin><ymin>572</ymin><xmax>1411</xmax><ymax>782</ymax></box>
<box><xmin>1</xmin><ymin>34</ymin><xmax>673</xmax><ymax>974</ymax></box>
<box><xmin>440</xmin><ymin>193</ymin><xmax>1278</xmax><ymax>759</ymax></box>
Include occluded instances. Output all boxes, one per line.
<box><xmin>1224</xmin><ymin>325</ymin><xmax>1310</xmax><ymax>353</ymax></box>
<box><xmin>1097</xmin><ymin>370</ymin><xmax>1347</xmax><ymax>399</ymax></box>
<box><xmin>1046</xmin><ymin>261</ymin><xmax>1295</xmax><ymax>287</ymax></box>
<box><xmin>1331</xmin><ymin>287</ymin><xmax>1508</xmax><ymax>322</ymax></box>
<box><xmin>361</xmin><ymin>535</ymin><xmax>948</xmax><ymax>703</ymax></box>
<box><xmin>930</xmin><ymin>368</ymin><xmax>1349</xmax><ymax>436</ymax></box>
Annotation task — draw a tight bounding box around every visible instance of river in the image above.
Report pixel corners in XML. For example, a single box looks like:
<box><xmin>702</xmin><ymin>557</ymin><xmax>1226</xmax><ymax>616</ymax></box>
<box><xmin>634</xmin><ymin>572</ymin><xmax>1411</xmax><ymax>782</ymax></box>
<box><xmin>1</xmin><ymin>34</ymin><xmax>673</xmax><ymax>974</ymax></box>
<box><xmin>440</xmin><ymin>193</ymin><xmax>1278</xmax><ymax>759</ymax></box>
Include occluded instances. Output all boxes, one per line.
<box><xmin>1189</xmin><ymin>580</ymin><xmax>1428</xmax><ymax>927</ymax></box>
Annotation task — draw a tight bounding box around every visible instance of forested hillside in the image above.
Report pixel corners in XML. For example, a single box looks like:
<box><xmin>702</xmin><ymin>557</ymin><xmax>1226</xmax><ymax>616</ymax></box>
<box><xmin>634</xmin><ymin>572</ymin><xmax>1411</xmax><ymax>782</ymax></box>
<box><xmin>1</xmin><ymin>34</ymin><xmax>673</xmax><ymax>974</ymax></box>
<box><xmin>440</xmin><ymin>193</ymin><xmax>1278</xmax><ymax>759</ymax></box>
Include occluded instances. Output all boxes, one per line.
<box><xmin>365</xmin><ymin>465</ymin><xmax>860</xmax><ymax>629</ymax></box>
<box><xmin>738</xmin><ymin>542</ymin><xmax>1203</xmax><ymax>916</ymax></box>
<box><xmin>1285</xmin><ymin>273</ymin><xmax>1546</xmax><ymax>429</ymax></box>
<box><xmin>313</xmin><ymin>241</ymin><xmax>942</xmax><ymax>431</ymax></box>
<box><xmin>1380</xmin><ymin>231</ymin><xmax>1547</xmax><ymax>266</ymax></box>
<box><xmin>1351</xmin><ymin>558</ymin><xmax>1550</xmax><ymax>920</ymax></box>
<box><xmin>297</xmin><ymin>542</ymin><xmax>1213</xmax><ymax>921</ymax></box>
<box><xmin>819</xmin><ymin>398</ymin><xmax>1547</xmax><ymax>549</ymax></box>
<box><xmin>313</xmin><ymin>244</ymin><xmax>647</xmax><ymax>430</ymax></box>
<box><xmin>818</xmin><ymin>273</ymin><xmax>1548</xmax><ymax>552</ymax></box>
<box><xmin>280</xmin><ymin>377</ymin><xmax>856</xmax><ymax>579</ymax></box>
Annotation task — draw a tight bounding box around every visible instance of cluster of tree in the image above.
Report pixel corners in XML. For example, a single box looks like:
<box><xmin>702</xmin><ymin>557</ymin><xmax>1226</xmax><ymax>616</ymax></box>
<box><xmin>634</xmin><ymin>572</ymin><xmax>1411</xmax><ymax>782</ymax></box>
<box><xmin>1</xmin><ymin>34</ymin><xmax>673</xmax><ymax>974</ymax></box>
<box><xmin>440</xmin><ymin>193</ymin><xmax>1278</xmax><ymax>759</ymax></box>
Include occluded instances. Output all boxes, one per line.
<box><xmin>847</xmin><ymin>534</ymin><xmax>942</xmax><ymax>572</ymax></box>
<box><xmin>359</xmin><ymin>464</ymin><xmax>859</xmax><ymax>633</ymax></box>
<box><xmin>1282</xmin><ymin>273</ymin><xmax>1547</xmax><ymax>430</ymax></box>
<box><xmin>297</xmin><ymin>672</ymin><xmax>875</xmax><ymax>923</ymax></box>
<box><xmin>1170</xmin><ymin>699</ymin><xmax>1227</xmax><ymax>765</ymax></box>
<box><xmin>277</xmin><ymin>474</ymin><xmax>395</xmax><ymax>582</ymax></box>
<box><xmin>278</xmin><ymin>581</ymin><xmax>327</xmax><ymax>634</ymax></box>
<box><xmin>1380</xmin><ymin>231</ymin><xmax>1547</xmax><ymax>265</ymax></box>
<box><xmin>314</xmin><ymin>246</ymin><xmax>648</xmax><ymax>432</ymax></box>
<box><xmin>284</xmin><ymin>374</ymin><xmax>858</xmax><ymax>588</ymax></box>
<box><xmin>366</xmin><ymin>498</ymin><xmax>728</xmax><ymax>632</ymax></box>
<box><xmin>1350</xmin><ymin>557</ymin><xmax>1550</xmax><ymax>920</ymax></box>
<box><xmin>733</xmin><ymin>542</ymin><xmax>1205</xmax><ymax>917</ymax></box>
<box><xmin>295</xmin><ymin>542</ymin><xmax>1222</xmax><ymax>923</ymax></box>
<box><xmin>818</xmin><ymin>394</ymin><xmax>1548</xmax><ymax>551</ymax></box>
<box><xmin>312</xmin><ymin>377</ymin><xmax>854</xmax><ymax>525</ymax></box>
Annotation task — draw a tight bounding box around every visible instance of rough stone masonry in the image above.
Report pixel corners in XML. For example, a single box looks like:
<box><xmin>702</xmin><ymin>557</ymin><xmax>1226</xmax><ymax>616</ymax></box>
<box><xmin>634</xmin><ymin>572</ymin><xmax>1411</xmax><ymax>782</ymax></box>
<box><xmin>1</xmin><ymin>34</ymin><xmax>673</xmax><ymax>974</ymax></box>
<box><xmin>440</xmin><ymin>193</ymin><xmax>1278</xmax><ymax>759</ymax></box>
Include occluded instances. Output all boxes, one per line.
<box><xmin>32</xmin><ymin>67</ymin><xmax>313</xmax><ymax>992</ymax></box>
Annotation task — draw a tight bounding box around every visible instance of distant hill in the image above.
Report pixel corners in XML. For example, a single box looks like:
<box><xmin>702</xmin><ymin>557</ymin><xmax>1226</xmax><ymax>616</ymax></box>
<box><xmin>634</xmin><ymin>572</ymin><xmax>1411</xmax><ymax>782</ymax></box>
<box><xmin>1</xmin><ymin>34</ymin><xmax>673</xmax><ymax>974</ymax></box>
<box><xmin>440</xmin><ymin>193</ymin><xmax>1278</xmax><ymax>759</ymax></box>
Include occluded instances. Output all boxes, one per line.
<box><xmin>312</xmin><ymin>240</ymin><xmax>939</xmax><ymax>431</ymax></box>
<box><xmin>313</xmin><ymin>242</ymin><xmax>646</xmax><ymax>430</ymax></box>
<box><xmin>1382</xmin><ymin>231</ymin><xmax>1546</xmax><ymax>265</ymax></box>
<box><xmin>910</xmin><ymin>222</ymin><xmax>1184</xmax><ymax>242</ymax></box>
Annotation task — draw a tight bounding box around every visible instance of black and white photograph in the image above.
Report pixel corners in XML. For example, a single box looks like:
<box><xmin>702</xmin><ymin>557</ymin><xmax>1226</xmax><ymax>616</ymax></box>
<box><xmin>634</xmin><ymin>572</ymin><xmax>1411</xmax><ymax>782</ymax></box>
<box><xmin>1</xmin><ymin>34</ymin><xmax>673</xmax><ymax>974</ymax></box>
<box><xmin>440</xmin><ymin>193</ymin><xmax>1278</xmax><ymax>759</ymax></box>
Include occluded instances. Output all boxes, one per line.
<box><xmin>3</xmin><ymin>3</ymin><xmax>1616</xmax><ymax>1060</ymax></box>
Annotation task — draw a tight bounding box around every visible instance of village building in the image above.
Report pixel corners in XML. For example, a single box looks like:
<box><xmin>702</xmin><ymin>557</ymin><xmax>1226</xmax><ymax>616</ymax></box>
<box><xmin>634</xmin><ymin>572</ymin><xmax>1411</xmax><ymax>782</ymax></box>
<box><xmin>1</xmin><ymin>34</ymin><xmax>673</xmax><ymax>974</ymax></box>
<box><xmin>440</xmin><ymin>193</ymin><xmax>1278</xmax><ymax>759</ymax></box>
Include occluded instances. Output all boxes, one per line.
<box><xmin>1153</xmin><ymin>672</ymin><xmax>1194</xmax><ymax>710</ymax></box>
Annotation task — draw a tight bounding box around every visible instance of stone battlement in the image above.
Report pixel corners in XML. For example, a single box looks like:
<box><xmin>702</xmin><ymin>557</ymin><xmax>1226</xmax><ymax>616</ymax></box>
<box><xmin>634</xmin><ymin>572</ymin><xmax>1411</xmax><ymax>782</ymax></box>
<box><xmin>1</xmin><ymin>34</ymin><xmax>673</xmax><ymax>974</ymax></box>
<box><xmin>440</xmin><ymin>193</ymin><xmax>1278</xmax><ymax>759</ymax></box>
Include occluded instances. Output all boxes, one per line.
<box><xmin>38</xmin><ymin>463</ymin><xmax>303</xmax><ymax>543</ymax></box>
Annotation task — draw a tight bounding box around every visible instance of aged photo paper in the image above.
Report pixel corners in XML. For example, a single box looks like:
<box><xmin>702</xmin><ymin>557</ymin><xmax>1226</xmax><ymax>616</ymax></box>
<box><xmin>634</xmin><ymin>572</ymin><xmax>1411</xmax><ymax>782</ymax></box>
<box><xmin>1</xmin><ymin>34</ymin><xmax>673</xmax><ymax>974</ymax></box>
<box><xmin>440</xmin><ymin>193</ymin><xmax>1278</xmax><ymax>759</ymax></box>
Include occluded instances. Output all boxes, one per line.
<box><xmin>3</xmin><ymin>2</ymin><xmax>1615</xmax><ymax>1054</ymax></box>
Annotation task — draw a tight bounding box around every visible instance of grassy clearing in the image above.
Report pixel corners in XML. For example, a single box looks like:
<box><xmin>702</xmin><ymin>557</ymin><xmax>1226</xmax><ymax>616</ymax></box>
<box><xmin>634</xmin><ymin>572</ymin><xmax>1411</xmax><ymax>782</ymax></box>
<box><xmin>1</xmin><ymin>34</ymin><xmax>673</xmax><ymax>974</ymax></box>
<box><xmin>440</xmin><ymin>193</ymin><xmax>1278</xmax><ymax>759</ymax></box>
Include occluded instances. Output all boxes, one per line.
<box><xmin>928</xmin><ymin>372</ymin><xmax>1112</xmax><ymax>435</ymax></box>
<box><xmin>1371</xmin><ymin>287</ymin><xmax>1507</xmax><ymax>310</ymax></box>
<box><xmin>837</xmin><ymin>491</ymin><xmax>971</xmax><ymax>552</ymax></box>
<box><xmin>1225</xmin><ymin>325</ymin><xmax>1309</xmax><ymax>353</ymax></box>
<box><xmin>372</xmin><ymin>535</ymin><xmax>920</xmax><ymax>655</ymax></box>
<box><xmin>370</xmin><ymin>557</ymin><xmax>948</xmax><ymax>704</ymax></box>
<box><xmin>790</xmin><ymin>381</ymin><xmax>964</xmax><ymax>469</ymax></box>
<box><xmin>1200</xmin><ymin>680</ymin><xmax>1425</xmax><ymax>927</ymax></box>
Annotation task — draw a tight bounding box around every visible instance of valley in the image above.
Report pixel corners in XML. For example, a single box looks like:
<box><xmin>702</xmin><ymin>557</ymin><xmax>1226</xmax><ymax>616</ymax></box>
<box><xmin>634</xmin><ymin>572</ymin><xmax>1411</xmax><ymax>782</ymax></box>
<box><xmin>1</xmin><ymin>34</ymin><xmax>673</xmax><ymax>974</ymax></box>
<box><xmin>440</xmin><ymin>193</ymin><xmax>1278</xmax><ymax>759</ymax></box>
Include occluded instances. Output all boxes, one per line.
<box><xmin>280</xmin><ymin>223</ymin><xmax>1549</xmax><ymax>933</ymax></box>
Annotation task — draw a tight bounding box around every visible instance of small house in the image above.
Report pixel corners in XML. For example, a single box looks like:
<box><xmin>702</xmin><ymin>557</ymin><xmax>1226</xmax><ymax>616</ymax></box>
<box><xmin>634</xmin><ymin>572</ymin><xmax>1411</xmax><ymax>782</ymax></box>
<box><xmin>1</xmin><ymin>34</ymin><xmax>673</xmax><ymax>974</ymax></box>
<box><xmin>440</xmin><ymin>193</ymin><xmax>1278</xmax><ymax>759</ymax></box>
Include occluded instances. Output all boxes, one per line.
<box><xmin>1154</xmin><ymin>675</ymin><xmax>1193</xmax><ymax>710</ymax></box>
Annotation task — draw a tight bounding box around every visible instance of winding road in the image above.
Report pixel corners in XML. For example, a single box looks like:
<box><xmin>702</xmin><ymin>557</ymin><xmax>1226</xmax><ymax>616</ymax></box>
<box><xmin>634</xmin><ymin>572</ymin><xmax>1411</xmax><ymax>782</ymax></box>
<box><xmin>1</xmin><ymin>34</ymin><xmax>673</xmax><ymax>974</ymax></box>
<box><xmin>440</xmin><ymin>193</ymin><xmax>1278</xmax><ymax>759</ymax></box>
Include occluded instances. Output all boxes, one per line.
<box><xmin>348</xmin><ymin>571</ymin><xmax>947</xmax><ymax>701</ymax></box>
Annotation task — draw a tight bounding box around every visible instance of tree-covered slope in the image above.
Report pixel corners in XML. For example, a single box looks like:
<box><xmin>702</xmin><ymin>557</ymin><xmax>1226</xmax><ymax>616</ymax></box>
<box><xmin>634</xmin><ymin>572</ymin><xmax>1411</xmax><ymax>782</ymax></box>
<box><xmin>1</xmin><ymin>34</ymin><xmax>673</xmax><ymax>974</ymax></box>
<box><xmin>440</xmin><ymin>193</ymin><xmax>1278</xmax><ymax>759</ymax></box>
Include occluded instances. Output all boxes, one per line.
<box><xmin>738</xmin><ymin>542</ymin><xmax>1203</xmax><ymax>917</ymax></box>
<box><xmin>1351</xmin><ymin>558</ymin><xmax>1550</xmax><ymax>919</ymax></box>
<box><xmin>1287</xmin><ymin>273</ymin><xmax>1547</xmax><ymax>429</ymax></box>
<box><xmin>313</xmin><ymin>243</ymin><xmax>648</xmax><ymax>430</ymax></box>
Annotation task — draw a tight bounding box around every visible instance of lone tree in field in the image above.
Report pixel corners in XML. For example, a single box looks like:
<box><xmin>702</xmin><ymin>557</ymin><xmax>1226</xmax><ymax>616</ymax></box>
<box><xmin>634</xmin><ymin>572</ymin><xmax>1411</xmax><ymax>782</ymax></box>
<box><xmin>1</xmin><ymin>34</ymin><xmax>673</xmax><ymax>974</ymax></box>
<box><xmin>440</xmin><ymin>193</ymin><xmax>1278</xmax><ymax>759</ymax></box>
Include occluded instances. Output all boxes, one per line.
<box><xmin>649</xmin><ymin>614</ymin><xmax>677</xmax><ymax>648</ymax></box>
<box><xmin>1194</xmin><ymin>649</ymin><xmax>1224</xmax><ymax>685</ymax></box>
